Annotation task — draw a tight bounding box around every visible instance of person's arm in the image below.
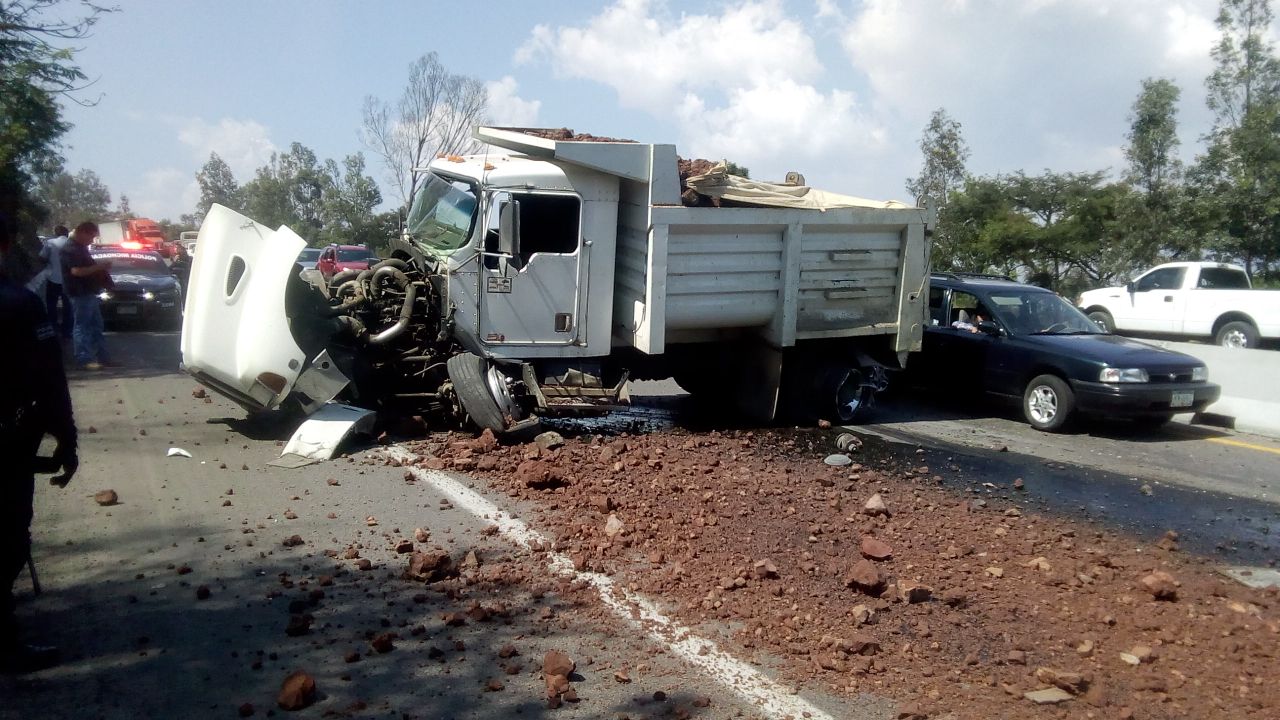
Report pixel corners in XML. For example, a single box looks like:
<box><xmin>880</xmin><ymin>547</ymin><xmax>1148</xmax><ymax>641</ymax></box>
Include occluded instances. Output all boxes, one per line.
<box><xmin>69</xmin><ymin>262</ymin><xmax>109</xmax><ymax>277</ymax></box>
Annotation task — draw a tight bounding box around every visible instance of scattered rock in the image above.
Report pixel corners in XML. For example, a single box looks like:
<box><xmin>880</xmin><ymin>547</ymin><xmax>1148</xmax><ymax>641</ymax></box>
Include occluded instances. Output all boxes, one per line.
<box><xmin>534</xmin><ymin>431</ymin><xmax>565</xmax><ymax>451</ymax></box>
<box><xmin>413</xmin><ymin>527</ymin><xmax>430</xmax><ymax>543</ymax></box>
<box><xmin>844</xmin><ymin>560</ymin><xmax>885</xmax><ymax>596</ymax></box>
<box><xmin>285</xmin><ymin>615</ymin><xmax>312</xmax><ymax>637</ymax></box>
<box><xmin>860</xmin><ymin>536</ymin><xmax>893</xmax><ymax>561</ymax></box>
<box><xmin>282</xmin><ymin>535</ymin><xmax>304</xmax><ymax>548</ymax></box>
<box><xmin>485</xmin><ymin>679</ymin><xmax>504</xmax><ymax>692</ymax></box>
<box><xmin>94</xmin><ymin>489</ymin><xmax>119</xmax><ymax>506</ymax></box>
<box><xmin>543</xmin><ymin>649</ymin><xmax>575</xmax><ymax>677</ymax></box>
<box><xmin>604</xmin><ymin>513</ymin><xmax>625</xmax><ymax>537</ymax></box>
<box><xmin>277</xmin><ymin>671</ymin><xmax>316</xmax><ymax>711</ymax></box>
<box><xmin>406</xmin><ymin>549</ymin><xmax>454</xmax><ymax>582</ymax></box>
<box><xmin>196</xmin><ymin>585</ymin><xmax>211</xmax><ymax>600</ymax></box>
<box><xmin>370</xmin><ymin>633</ymin><xmax>396</xmax><ymax>653</ymax></box>
<box><xmin>394</xmin><ymin>539</ymin><xmax>415</xmax><ymax>554</ymax></box>
<box><xmin>237</xmin><ymin>702</ymin><xmax>254</xmax><ymax>717</ymax></box>
<box><xmin>1139</xmin><ymin>571</ymin><xmax>1178</xmax><ymax>601</ymax></box>
<box><xmin>1035</xmin><ymin>667</ymin><xmax>1087</xmax><ymax>694</ymax></box>
<box><xmin>898</xmin><ymin>583</ymin><xmax>933</xmax><ymax>604</ymax></box>
<box><xmin>1013</xmin><ymin>477</ymin><xmax>1025</xmax><ymax>490</ymax></box>
<box><xmin>1024</xmin><ymin>687</ymin><xmax>1074</xmax><ymax>705</ymax></box>
<box><xmin>752</xmin><ymin>558</ymin><xmax>778</xmax><ymax>579</ymax></box>
<box><xmin>863</xmin><ymin>493</ymin><xmax>889</xmax><ymax>517</ymax></box>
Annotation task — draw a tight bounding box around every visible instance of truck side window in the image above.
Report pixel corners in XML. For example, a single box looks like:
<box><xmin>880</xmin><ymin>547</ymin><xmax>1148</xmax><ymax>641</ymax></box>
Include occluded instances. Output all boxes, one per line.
<box><xmin>1135</xmin><ymin>267</ymin><xmax>1185</xmax><ymax>292</ymax></box>
<box><xmin>516</xmin><ymin>193</ymin><xmax>580</xmax><ymax>262</ymax></box>
<box><xmin>1197</xmin><ymin>267</ymin><xmax>1250</xmax><ymax>289</ymax></box>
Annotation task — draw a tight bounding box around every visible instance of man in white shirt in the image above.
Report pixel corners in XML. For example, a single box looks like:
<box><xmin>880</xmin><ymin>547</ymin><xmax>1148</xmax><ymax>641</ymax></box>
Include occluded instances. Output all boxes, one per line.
<box><xmin>39</xmin><ymin>226</ymin><xmax>72</xmax><ymax>339</ymax></box>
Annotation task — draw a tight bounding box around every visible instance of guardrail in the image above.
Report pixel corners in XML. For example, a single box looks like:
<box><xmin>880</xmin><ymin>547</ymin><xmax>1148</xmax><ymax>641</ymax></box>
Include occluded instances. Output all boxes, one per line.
<box><xmin>1148</xmin><ymin>340</ymin><xmax>1280</xmax><ymax>439</ymax></box>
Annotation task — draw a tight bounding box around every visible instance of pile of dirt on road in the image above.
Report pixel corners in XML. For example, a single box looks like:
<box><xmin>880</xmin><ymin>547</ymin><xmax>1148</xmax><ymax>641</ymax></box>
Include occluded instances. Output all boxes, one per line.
<box><xmin>409</xmin><ymin>428</ymin><xmax>1280</xmax><ymax>720</ymax></box>
<box><xmin>510</xmin><ymin>127</ymin><xmax>636</xmax><ymax>143</ymax></box>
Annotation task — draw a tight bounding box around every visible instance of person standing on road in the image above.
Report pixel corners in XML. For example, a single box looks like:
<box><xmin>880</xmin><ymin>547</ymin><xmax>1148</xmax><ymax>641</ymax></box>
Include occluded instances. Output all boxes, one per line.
<box><xmin>61</xmin><ymin>221</ymin><xmax>114</xmax><ymax>370</ymax></box>
<box><xmin>39</xmin><ymin>226</ymin><xmax>73</xmax><ymax>339</ymax></box>
<box><xmin>0</xmin><ymin>212</ymin><xmax>78</xmax><ymax>673</ymax></box>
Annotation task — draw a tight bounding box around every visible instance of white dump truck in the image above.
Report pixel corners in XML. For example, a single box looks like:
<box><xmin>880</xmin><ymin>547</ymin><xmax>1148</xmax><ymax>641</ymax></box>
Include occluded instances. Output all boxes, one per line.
<box><xmin>180</xmin><ymin>127</ymin><xmax>932</xmax><ymax>432</ymax></box>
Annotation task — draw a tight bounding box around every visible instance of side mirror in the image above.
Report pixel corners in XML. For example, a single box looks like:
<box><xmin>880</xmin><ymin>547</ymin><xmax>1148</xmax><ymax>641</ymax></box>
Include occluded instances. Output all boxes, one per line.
<box><xmin>1125</xmin><ymin>281</ymin><xmax>1135</xmax><ymax>294</ymax></box>
<box><xmin>498</xmin><ymin>200</ymin><xmax>520</xmax><ymax>258</ymax></box>
<box><xmin>977</xmin><ymin>320</ymin><xmax>1001</xmax><ymax>336</ymax></box>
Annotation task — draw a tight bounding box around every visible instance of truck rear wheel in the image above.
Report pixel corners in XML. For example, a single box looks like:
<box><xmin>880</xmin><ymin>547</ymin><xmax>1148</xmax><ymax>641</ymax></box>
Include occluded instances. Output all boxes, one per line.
<box><xmin>447</xmin><ymin>353</ymin><xmax>519</xmax><ymax>434</ymax></box>
<box><xmin>1215</xmin><ymin>320</ymin><xmax>1259</xmax><ymax>349</ymax></box>
<box><xmin>1087</xmin><ymin>310</ymin><xmax>1114</xmax><ymax>333</ymax></box>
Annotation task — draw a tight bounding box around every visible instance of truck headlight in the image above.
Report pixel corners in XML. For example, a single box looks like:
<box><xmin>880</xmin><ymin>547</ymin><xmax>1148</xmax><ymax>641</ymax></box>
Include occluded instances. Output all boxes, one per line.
<box><xmin>142</xmin><ymin>291</ymin><xmax>155</xmax><ymax>300</ymax></box>
<box><xmin>1191</xmin><ymin>366</ymin><xmax>1208</xmax><ymax>382</ymax></box>
<box><xmin>1099</xmin><ymin>368</ymin><xmax>1149</xmax><ymax>383</ymax></box>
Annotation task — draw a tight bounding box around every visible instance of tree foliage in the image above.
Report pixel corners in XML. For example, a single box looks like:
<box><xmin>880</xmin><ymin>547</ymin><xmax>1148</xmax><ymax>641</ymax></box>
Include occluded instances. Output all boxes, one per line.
<box><xmin>33</xmin><ymin>167</ymin><xmax>111</xmax><ymax>226</ymax></box>
<box><xmin>906</xmin><ymin>108</ymin><xmax>969</xmax><ymax>208</ymax></box>
<box><xmin>0</xmin><ymin>0</ymin><xmax>111</xmax><ymax>227</ymax></box>
<box><xmin>195</xmin><ymin>152</ymin><xmax>241</xmax><ymax>219</ymax></box>
<box><xmin>361</xmin><ymin>52</ymin><xmax>487</xmax><ymax>209</ymax></box>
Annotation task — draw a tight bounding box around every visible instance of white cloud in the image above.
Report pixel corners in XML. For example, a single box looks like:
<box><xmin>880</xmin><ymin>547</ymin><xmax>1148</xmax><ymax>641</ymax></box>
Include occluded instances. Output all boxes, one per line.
<box><xmin>176</xmin><ymin>117</ymin><xmax>277</xmax><ymax>180</ymax></box>
<box><xmin>517</xmin><ymin>0</ymin><xmax>821</xmax><ymax>109</ymax></box>
<box><xmin>485</xmin><ymin>76</ymin><xmax>541</xmax><ymax>126</ymax></box>
<box><xmin>517</xmin><ymin>1</ymin><xmax>886</xmax><ymax>190</ymax></box>
<box><xmin>839</xmin><ymin>0</ymin><xmax>1221</xmax><ymax>176</ymax></box>
<box><xmin>130</xmin><ymin>167</ymin><xmax>200</xmax><ymax>221</ymax></box>
<box><xmin>676</xmin><ymin>79</ymin><xmax>886</xmax><ymax>180</ymax></box>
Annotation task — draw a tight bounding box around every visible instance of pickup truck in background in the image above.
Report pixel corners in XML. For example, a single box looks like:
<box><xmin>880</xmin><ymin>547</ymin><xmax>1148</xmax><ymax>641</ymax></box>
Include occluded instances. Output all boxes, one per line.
<box><xmin>1078</xmin><ymin>262</ymin><xmax>1280</xmax><ymax>348</ymax></box>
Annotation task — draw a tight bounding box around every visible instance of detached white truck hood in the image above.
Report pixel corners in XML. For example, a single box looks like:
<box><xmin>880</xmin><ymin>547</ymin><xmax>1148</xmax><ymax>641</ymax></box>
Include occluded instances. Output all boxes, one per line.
<box><xmin>180</xmin><ymin>204</ymin><xmax>308</xmax><ymax>411</ymax></box>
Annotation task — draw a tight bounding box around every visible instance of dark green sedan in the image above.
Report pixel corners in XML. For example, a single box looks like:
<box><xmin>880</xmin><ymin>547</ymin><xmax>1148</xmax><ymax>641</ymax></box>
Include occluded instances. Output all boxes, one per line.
<box><xmin>910</xmin><ymin>273</ymin><xmax>1221</xmax><ymax>432</ymax></box>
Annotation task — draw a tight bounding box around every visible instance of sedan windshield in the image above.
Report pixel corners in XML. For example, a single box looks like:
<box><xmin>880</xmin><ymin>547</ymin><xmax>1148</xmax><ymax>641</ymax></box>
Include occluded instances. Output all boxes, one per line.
<box><xmin>405</xmin><ymin>173</ymin><xmax>477</xmax><ymax>255</ymax></box>
<box><xmin>986</xmin><ymin>290</ymin><xmax>1103</xmax><ymax>335</ymax></box>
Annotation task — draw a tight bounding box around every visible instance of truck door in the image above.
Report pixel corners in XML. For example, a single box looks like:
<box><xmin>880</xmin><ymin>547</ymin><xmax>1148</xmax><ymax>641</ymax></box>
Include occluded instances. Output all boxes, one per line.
<box><xmin>478</xmin><ymin>191</ymin><xmax>583</xmax><ymax>346</ymax></box>
<box><xmin>1129</xmin><ymin>266</ymin><xmax>1186</xmax><ymax>332</ymax></box>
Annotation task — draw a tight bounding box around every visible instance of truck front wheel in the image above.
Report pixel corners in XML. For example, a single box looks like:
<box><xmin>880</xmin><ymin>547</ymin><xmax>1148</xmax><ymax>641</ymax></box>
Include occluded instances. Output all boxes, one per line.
<box><xmin>1215</xmin><ymin>320</ymin><xmax>1259</xmax><ymax>349</ymax></box>
<box><xmin>446</xmin><ymin>353</ymin><xmax>523</xmax><ymax>434</ymax></box>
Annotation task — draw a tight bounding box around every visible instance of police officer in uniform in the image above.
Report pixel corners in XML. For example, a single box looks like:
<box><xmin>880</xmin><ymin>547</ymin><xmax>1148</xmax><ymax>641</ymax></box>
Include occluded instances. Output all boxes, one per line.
<box><xmin>0</xmin><ymin>211</ymin><xmax>77</xmax><ymax>673</ymax></box>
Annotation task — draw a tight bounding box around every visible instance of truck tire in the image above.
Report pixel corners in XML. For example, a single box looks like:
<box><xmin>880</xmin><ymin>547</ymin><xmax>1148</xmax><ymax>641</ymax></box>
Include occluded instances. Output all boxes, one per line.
<box><xmin>1022</xmin><ymin>374</ymin><xmax>1075</xmax><ymax>432</ymax></box>
<box><xmin>1215</xmin><ymin>320</ymin><xmax>1259</xmax><ymax>349</ymax></box>
<box><xmin>446</xmin><ymin>353</ymin><xmax>513</xmax><ymax>433</ymax></box>
<box><xmin>1087</xmin><ymin>310</ymin><xmax>1114</xmax><ymax>333</ymax></box>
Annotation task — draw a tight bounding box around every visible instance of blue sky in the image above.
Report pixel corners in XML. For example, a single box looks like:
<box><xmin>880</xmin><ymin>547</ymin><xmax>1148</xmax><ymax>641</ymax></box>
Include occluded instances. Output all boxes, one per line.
<box><xmin>57</xmin><ymin>0</ymin><xmax>1230</xmax><ymax>221</ymax></box>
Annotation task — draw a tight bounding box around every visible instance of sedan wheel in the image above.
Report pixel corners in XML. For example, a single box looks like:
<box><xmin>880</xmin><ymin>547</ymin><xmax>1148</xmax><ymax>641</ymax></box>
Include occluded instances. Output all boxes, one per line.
<box><xmin>1022</xmin><ymin>374</ymin><xmax>1075</xmax><ymax>432</ymax></box>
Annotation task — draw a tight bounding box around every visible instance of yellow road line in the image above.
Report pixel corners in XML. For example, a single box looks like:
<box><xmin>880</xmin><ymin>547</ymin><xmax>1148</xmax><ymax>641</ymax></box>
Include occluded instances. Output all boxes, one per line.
<box><xmin>1208</xmin><ymin>437</ymin><xmax>1280</xmax><ymax>456</ymax></box>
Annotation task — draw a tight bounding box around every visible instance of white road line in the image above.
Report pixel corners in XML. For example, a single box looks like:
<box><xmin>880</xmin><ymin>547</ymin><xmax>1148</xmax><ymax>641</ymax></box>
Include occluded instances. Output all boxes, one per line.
<box><xmin>383</xmin><ymin>446</ymin><xmax>838</xmax><ymax>720</ymax></box>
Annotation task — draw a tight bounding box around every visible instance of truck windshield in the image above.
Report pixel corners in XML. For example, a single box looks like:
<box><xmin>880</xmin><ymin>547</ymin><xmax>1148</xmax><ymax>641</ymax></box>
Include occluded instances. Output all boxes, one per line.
<box><xmin>406</xmin><ymin>173</ymin><xmax>477</xmax><ymax>255</ymax></box>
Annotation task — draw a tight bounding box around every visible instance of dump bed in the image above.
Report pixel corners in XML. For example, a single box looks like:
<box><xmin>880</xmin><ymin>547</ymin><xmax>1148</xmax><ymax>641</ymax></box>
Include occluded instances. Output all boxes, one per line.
<box><xmin>474</xmin><ymin>127</ymin><xmax>931</xmax><ymax>358</ymax></box>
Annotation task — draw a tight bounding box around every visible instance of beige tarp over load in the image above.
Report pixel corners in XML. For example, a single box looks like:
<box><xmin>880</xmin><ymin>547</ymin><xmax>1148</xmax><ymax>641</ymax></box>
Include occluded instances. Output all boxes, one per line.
<box><xmin>685</xmin><ymin>163</ymin><xmax>915</xmax><ymax>210</ymax></box>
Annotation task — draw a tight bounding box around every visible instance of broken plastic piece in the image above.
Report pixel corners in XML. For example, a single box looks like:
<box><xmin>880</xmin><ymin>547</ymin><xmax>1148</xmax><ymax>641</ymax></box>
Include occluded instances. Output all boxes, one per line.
<box><xmin>167</xmin><ymin>447</ymin><xmax>193</xmax><ymax>458</ymax></box>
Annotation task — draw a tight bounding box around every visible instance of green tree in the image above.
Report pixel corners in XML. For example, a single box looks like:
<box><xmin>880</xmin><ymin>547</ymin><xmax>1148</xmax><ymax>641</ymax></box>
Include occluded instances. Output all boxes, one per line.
<box><xmin>1191</xmin><ymin>0</ymin><xmax>1280</xmax><ymax>278</ymax></box>
<box><xmin>195</xmin><ymin>152</ymin><xmax>242</xmax><ymax>218</ymax></box>
<box><xmin>318</xmin><ymin>152</ymin><xmax>383</xmax><ymax>246</ymax></box>
<box><xmin>362</xmin><ymin>52</ymin><xmax>488</xmax><ymax>208</ymax></box>
<box><xmin>240</xmin><ymin>143</ymin><xmax>334</xmax><ymax>239</ymax></box>
<box><xmin>906</xmin><ymin>108</ymin><xmax>969</xmax><ymax>208</ymax></box>
<box><xmin>33</xmin><ymin>167</ymin><xmax>111</xmax><ymax>227</ymax></box>
<box><xmin>0</xmin><ymin>0</ymin><xmax>111</xmax><ymax>227</ymax></box>
<box><xmin>1121</xmin><ymin>78</ymin><xmax>1189</xmax><ymax>262</ymax></box>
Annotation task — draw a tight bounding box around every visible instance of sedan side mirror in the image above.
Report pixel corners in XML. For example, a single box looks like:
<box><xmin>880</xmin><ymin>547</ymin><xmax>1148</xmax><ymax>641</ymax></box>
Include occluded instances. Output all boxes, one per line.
<box><xmin>1125</xmin><ymin>281</ymin><xmax>1135</xmax><ymax>294</ymax></box>
<box><xmin>977</xmin><ymin>320</ymin><xmax>1002</xmax><ymax>336</ymax></box>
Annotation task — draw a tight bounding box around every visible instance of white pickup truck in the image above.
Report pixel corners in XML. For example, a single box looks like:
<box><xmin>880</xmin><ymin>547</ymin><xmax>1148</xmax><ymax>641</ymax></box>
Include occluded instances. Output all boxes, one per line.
<box><xmin>1077</xmin><ymin>262</ymin><xmax>1280</xmax><ymax>348</ymax></box>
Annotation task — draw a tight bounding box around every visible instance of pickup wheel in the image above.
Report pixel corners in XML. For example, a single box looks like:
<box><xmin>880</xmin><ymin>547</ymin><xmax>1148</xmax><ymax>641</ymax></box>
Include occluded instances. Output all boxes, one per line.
<box><xmin>1023</xmin><ymin>374</ymin><xmax>1075</xmax><ymax>432</ymax></box>
<box><xmin>1087</xmin><ymin>310</ymin><xmax>1115</xmax><ymax>333</ymax></box>
<box><xmin>1215</xmin><ymin>320</ymin><xmax>1259</xmax><ymax>349</ymax></box>
<box><xmin>446</xmin><ymin>353</ymin><xmax>515</xmax><ymax>433</ymax></box>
